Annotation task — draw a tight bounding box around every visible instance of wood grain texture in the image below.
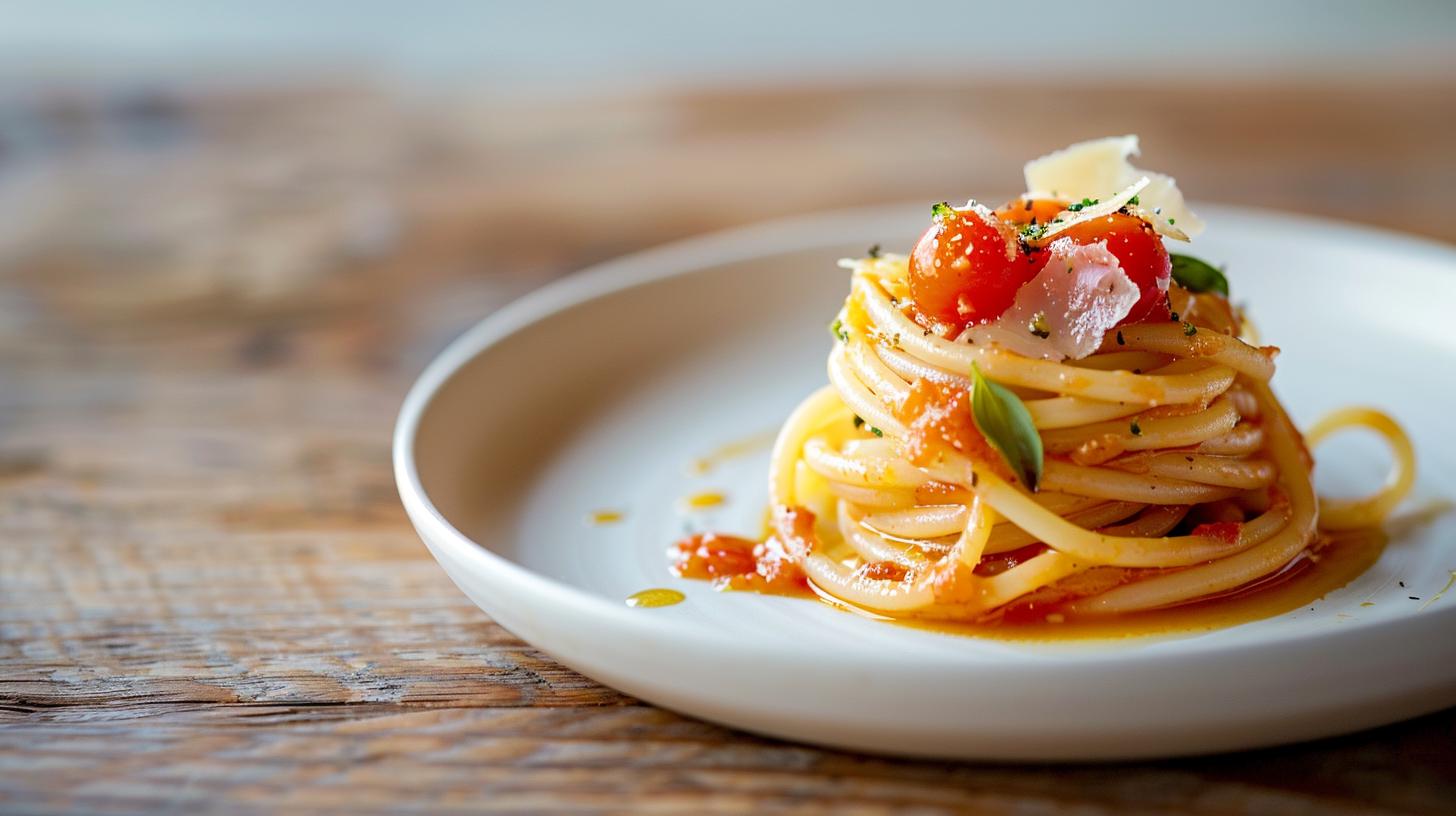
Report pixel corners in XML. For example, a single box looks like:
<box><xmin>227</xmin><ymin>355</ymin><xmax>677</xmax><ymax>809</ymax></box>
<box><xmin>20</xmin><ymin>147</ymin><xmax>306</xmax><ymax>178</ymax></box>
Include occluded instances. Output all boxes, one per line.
<box><xmin>2</xmin><ymin>77</ymin><xmax>1454</xmax><ymax>814</ymax></box>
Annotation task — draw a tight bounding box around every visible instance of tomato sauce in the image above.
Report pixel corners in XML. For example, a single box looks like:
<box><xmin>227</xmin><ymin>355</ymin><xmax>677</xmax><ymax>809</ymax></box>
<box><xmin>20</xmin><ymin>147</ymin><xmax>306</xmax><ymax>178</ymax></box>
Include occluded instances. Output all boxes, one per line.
<box><xmin>671</xmin><ymin>527</ymin><xmax>811</xmax><ymax>597</ymax></box>
<box><xmin>897</xmin><ymin>378</ymin><xmax>1012</xmax><ymax>482</ymax></box>
<box><xmin>670</xmin><ymin>523</ymin><xmax>1387</xmax><ymax>641</ymax></box>
<box><xmin>1189</xmin><ymin>520</ymin><xmax>1243</xmax><ymax>545</ymax></box>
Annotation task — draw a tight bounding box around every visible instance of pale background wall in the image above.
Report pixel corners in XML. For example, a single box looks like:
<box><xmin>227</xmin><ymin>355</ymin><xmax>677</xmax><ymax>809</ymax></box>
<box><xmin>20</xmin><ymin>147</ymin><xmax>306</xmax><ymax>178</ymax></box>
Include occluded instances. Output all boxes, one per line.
<box><xmin>0</xmin><ymin>0</ymin><xmax>1451</xmax><ymax>89</ymax></box>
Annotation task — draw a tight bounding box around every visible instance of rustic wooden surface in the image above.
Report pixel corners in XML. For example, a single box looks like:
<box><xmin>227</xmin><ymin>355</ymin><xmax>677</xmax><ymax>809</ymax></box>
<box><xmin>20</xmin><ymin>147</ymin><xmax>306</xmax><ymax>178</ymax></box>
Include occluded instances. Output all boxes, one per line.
<box><xmin>2</xmin><ymin>78</ymin><xmax>1454</xmax><ymax>814</ymax></box>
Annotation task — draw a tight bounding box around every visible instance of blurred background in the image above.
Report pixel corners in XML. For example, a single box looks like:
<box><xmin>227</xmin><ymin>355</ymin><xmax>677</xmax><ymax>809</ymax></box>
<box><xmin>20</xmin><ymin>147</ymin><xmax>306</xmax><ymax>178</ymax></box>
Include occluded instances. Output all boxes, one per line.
<box><xmin>1</xmin><ymin>0</ymin><xmax>1453</xmax><ymax>375</ymax></box>
<box><xmin>3</xmin><ymin>3</ymin><xmax>1456</xmax><ymax>810</ymax></box>
<box><xmin>2</xmin><ymin>0</ymin><xmax>1453</xmax><ymax>542</ymax></box>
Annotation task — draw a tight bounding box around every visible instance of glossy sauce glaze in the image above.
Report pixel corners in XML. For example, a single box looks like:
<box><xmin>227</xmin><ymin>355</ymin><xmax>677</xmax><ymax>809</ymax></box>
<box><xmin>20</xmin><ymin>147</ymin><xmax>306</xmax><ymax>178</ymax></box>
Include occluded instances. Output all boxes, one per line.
<box><xmin>670</xmin><ymin>526</ymin><xmax>1386</xmax><ymax>640</ymax></box>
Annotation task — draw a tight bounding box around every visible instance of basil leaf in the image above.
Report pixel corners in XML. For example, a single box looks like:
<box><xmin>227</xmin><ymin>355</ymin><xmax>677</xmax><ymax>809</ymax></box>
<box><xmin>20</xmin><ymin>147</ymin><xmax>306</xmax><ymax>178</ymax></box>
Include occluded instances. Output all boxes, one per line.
<box><xmin>969</xmin><ymin>363</ymin><xmax>1043</xmax><ymax>491</ymax></box>
<box><xmin>1170</xmin><ymin>254</ymin><xmax>1229</xmax><ymax>296</ymax></box>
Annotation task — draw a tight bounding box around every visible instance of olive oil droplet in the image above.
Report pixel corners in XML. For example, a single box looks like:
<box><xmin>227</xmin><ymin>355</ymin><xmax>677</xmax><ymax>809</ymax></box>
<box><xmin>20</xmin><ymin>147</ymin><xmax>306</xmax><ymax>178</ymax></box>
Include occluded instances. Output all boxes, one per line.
<box><xmin>626</xmin><ymin>588</ymin><xmax>685</xmax><ymax>608</ymax></box>
<box><xmin>680</xmin><ymin>491</ymin><xmax>726</xmax><ymax>511</ymax></box>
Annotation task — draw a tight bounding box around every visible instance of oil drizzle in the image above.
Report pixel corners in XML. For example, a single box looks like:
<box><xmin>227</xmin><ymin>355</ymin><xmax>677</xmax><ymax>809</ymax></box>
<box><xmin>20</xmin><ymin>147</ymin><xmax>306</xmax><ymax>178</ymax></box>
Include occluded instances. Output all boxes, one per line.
<box><xmin>1419</xmin><ymin>569</ymin><xmax>1456</xmax><ymax>611</ymax></box>
<box><xmin>688</xmin><ymin>431</ymin><xmax>777</xmax><ymax>475</ymax></box>
<box><xmin>680</xmin><ymin>491</ymin><xmax>726</xmax><ymax>511</ymax></box>
<box><xmin>626</xmin><ymin>588</ymin><xmax>685</xmax><ymax>608</ymax></box>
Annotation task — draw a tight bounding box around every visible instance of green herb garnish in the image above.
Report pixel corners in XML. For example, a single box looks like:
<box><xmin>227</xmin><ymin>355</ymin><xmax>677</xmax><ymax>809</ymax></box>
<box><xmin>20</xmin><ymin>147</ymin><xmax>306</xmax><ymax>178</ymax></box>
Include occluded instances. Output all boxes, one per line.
<box><xmin>1130</xmin><ymin>418</ymin><xmax>1143</xmax><ymax>437</ymax></box>
<box><xmin>1019</xmin><ymin>222</ymin><xmax>1047</xmax><ymax>241</ymax></box>
<box><xmin>931</xmin><ymin>201</ymin><xmax>957</xmax><ymax>220</ymax></box>
<box><xmin>829</xmin><ymin>318</ymin><xmax>848</xmax><ymax>342</ymax></box>
<box><xmin>1127</xmin><ymin>194</ymin><xmax>1140</xmax><ymax>206</ymax></box>
<box><xmin>1027</xmin><ymin>312</ymin><xmax>1051</xmax><ymax>339</ymax></box>
<box><xmin>1067</xmin><ymin>197</ymin><xmax>1099</xmax><ymax>213</ymax></box>
<box><xmin>867</xmin><ymin>243</ymin><xmax>882</xmax><ymax>259</ymax></box>
<box><xmin>852</xmin><ymin>414</ymin><xmax>883</xmax><ymax>437</ymax></box>
<box><xmin>970</xmin><ymin>363</ymin><xmax>1043</xmax><ymax>491</ymax></box>
<box><xmin>1182</xmin><ymin>321</ymin><xmax>1198</xmax><ymax>336</ymax></box>
<box><xmin>1169</xmin><ymin>253</ymin><xmax>1230</xmax><ymax>296</ymax></box>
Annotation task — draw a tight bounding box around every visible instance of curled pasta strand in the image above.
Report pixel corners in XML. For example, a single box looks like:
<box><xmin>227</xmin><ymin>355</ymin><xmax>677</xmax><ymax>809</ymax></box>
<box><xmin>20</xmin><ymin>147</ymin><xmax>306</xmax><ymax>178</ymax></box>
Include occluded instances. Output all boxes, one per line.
<box><xmin>1306</xmin><ymin>407</ymin><xmax>1415</xmax><ymax>531</ymax></box>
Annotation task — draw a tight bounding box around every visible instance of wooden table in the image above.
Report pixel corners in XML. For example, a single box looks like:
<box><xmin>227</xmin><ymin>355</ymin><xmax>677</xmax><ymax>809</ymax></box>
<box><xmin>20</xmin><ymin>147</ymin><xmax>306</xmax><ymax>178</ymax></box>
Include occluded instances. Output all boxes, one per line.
<box><xmin>3</xmin><ymin>78</ymin><xmax>1454</xmax><ymax>814</ymax></box>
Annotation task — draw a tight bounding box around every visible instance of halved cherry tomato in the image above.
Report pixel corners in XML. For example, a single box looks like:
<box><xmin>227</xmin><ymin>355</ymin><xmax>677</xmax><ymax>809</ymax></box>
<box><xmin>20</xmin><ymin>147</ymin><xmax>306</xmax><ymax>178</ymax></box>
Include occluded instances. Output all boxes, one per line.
<box><xmin>908</xmin><ymin>205</ymin><xmax>1033</xmax><ymax>331</ymax></box>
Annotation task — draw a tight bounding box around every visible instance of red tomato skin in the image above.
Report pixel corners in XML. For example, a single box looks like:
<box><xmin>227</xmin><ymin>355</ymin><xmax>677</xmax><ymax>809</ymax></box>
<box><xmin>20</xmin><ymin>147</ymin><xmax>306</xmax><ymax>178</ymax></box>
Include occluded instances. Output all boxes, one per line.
<box><xmin>908</xmin><ymin>206</ymin><xmax>1031</xmax><ymax>330</ymax></box>
<box><xmin>994</xmin><ymin>198</ymin><xmax>1066</xmax><ymax>226</ymax></box>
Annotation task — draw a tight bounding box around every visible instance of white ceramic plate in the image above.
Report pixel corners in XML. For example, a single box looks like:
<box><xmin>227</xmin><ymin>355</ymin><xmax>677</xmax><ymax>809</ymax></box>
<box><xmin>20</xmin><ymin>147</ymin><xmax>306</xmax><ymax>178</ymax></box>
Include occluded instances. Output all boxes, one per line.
<box><xmin>394</xmin><ymin>204</ymin><xmax>1456</xmax><ymax>760</ymax></box>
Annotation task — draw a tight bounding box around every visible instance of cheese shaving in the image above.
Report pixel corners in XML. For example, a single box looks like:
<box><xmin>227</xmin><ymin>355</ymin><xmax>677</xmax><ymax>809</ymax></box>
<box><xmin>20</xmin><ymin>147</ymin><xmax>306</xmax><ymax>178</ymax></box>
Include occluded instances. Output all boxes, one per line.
<box><xmin>1023</xmin><ymin>135</ymin><xmax>1203</xmax><ymax>240</ymax></box>
<box><xmin>1029</xmin><ymin>177</ymin><xmax>1149</xmax><ymax>246</ymax></box>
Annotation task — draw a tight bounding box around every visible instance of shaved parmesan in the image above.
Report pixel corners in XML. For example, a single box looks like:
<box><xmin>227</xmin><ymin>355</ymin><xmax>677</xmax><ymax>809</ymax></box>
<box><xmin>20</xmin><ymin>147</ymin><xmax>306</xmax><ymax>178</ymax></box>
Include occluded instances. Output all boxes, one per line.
<box><xmin>1126</xmin><ymin>204</ymin><xmax>1189</xmax><ymax>242</ymax></box>
<box><xmin>964</xmin><ymin>239</ymin><xmax>1138</xmax><ymax>361</ymax></box>
<box><xmin>1029</xmin><ymin>177</ymin><xmax>1149</xmax><ymax>246</ymax></box>
<box><xmin>1024</xmin><ymin>135</ymin><xmax>1203</xmax><ymax>240</ymax></box>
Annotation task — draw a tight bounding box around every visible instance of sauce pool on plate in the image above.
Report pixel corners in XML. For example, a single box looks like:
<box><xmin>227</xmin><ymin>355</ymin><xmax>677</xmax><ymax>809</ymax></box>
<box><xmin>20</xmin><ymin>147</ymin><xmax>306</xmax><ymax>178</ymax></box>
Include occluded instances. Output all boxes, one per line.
<box><xmin>669</xmin><ymin>526</ymin><xmax>1387</xmax><ymax>640</ymax></box>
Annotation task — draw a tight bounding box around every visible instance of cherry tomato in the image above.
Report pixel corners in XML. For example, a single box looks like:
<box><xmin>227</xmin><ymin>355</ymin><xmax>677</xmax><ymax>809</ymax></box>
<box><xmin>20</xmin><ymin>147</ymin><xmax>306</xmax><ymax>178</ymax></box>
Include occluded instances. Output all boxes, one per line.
<box><xmin>910</xmin><ymin>199</ymin><xmax>1172</xmax><ymax>330</ymax></box>
<box><xmin>994</xmin><ymin>197</ymin><xmax>1066</xmax><ymax>226</ymax></box>
<box><xmin>1052</xmin><ymin>212</ymin><xmax>1172</xmax><ymax>324</ymax></box>
<box><xmin>908</xmin><ymin>204</ymin><xmax>1032</xmax><ymax>330</ymax></box>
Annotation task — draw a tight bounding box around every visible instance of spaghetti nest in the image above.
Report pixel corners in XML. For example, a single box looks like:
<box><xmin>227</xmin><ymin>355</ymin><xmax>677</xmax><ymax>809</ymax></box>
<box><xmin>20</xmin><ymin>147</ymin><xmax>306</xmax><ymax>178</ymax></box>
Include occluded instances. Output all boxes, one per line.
<box><xmin>764</xmin><ymin>254</ymin><xmax>1413</xmax><ymax>623</ymax></box>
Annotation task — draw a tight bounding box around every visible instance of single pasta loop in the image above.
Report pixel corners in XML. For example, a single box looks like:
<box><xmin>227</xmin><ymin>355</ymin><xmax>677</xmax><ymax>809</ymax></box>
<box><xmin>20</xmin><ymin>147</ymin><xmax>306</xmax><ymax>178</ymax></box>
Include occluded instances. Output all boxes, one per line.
<box><xmin>1305</xmin><ymin>407</ymin><xmax>1416</xmax><ymax>531</ymax></box>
